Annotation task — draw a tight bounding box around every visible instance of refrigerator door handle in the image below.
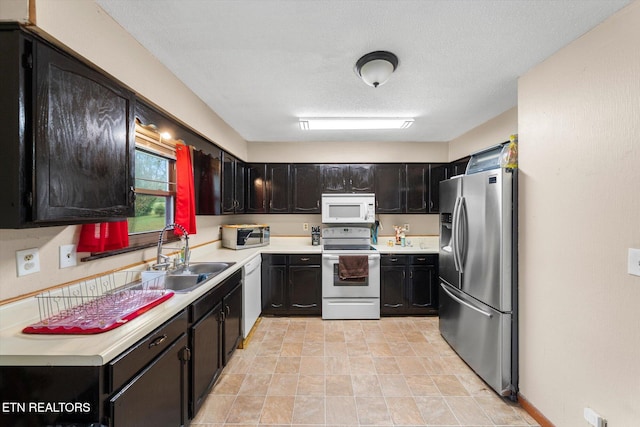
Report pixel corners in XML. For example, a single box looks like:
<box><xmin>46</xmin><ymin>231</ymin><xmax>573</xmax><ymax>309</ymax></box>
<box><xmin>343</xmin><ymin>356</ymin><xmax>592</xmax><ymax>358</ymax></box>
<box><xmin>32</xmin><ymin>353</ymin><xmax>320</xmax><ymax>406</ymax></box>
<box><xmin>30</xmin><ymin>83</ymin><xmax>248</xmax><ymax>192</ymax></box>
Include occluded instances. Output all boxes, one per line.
<box><xmin>457</xmin><ymin>196</ymin><xmax>467</xmax><ymax>272</ymax></box>
<box><xmin>451</xmin><ymin>196</ymin><xmax>461</xmax><ymax>272</ymax></box>
<box><xmin>440</xmin><ymin>283</ymin><xmax>493</xmax><ymax>318</ymax></box>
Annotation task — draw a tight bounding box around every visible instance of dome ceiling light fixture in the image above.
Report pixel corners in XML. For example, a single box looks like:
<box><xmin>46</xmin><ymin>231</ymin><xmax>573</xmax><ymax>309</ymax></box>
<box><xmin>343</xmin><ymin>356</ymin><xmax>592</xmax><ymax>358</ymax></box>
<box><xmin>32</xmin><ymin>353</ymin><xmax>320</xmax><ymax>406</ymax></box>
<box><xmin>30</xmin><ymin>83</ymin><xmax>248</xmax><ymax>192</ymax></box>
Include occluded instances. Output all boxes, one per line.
<box><xmin>354</xmin><ymin>51</ymin><xmax>399</xmax><ymax>88</ymax></box>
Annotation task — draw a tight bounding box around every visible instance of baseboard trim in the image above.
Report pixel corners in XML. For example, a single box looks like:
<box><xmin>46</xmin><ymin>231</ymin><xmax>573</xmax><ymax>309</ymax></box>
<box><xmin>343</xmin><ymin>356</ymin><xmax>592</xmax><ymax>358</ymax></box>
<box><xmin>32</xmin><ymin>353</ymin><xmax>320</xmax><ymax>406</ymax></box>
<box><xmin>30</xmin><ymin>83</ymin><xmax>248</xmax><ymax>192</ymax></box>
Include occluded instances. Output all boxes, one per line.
<box><xmin>239</xmin><ymin>317</ymin><xmax>262</xmax><ymax>349</ymax></box>
<box><xmin>519</xmin><ymin>393</ymin><xmax>555</xmax><ymax>427</ymax></box>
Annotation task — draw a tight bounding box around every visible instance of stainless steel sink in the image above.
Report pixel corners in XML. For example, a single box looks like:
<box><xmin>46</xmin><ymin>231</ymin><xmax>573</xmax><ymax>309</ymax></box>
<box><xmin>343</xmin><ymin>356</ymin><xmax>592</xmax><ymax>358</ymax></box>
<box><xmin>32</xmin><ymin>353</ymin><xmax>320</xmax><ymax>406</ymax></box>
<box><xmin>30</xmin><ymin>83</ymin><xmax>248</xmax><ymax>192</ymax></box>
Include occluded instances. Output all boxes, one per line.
<box><xmin>164</xmin><ymin>262</ymin><xmax>235</xmax><ymax>293</ymax></box>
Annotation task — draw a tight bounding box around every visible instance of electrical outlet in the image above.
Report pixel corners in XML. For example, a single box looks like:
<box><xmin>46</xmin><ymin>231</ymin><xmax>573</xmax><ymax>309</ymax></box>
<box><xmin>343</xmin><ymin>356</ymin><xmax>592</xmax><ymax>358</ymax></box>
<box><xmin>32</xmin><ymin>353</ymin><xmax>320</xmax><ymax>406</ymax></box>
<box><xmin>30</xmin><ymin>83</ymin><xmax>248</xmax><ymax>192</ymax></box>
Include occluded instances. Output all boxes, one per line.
<box><xmin>403</xmin><ymin>223</ymin><xmax>410</xmax><ymax>232</ymax></box>
<box><xmin>628</xmin><ymin>248</ymin><xmax>640</xmax><ymax>277</ymax></box>
<box><xmin>16</xmin><ymin>248</ymin><xmax>40</xmax><ymax>277</ymax></box>
<box><xmin>303</xmin><ymin>223</ymin><xmax>309</xmax><ymax>231</ymax></box>
<box><xmin>59</xmin><ymin>244</ymin><xmax>77</xmax><ymax>269</ymax></box>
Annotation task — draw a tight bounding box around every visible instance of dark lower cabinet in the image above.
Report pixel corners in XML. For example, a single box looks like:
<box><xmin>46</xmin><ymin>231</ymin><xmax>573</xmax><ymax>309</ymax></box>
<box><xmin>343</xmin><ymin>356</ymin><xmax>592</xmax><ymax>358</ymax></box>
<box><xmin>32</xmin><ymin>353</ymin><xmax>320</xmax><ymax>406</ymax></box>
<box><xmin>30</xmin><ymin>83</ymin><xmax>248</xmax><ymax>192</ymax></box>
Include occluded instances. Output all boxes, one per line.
<box><xmin>190</xmin><ymin>298</ymin><xmax>222</xmax><ymax>418</ymax></box>
<box><xmin>381</xmin><ymin>254</ymin><xmax>438</xmax><ymax>315</ymax></box>
<box><xmin>109</xmin><ymin>334</ymin><xmax>189</xmax><ymax>427</ymax></box>
<box><xmin>262</xmin><ymin>254</ymin><xmax>321</xmax><ymax>315</ymax></box>
<box><xmin>288</xmin><ymin>256</ymin><xmax>322</xmax><ymax>314</ymax></box>
<box><xmin>222</xmin><ymin>281</ymin><xmax>243</xmax><ymax>365</ymax></box>
<box><xmin>188</xmin><ymin>269</ymin><xmax>242</xmax><ymax>418</ymax></box>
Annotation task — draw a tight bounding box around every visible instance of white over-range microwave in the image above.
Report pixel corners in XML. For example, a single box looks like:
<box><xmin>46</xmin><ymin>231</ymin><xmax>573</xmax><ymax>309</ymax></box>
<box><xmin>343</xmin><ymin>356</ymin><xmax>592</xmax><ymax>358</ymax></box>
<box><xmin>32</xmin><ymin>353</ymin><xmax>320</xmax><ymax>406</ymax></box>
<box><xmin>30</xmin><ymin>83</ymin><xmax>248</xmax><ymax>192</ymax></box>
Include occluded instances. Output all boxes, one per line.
<box><xmin>321</xmin><ymin>193</ymin><xmax>376</xmax><ymax>224</ymax></box>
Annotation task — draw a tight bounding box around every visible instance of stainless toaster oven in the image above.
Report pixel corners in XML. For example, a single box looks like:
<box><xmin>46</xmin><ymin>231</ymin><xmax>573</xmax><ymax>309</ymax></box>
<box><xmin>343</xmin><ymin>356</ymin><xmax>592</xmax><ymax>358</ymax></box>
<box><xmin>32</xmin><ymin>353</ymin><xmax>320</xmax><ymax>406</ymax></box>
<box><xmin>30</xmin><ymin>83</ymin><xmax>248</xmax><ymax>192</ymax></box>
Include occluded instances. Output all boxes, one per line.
<box><xmin>221</xmin><ymin>224</ymin><xmax>270</xmax><ymax>249</ymax></box>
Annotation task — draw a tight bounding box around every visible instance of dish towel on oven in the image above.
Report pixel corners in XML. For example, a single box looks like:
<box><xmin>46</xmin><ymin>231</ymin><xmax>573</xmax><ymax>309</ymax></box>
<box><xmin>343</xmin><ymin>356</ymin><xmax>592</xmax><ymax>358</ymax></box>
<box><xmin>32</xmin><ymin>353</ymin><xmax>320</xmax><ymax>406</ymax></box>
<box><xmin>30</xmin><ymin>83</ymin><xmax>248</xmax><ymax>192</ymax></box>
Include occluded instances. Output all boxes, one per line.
<box><xmin>338</xmin><ymin>255</ymin><xmax>369</xmax><ymax>281</ymax></box>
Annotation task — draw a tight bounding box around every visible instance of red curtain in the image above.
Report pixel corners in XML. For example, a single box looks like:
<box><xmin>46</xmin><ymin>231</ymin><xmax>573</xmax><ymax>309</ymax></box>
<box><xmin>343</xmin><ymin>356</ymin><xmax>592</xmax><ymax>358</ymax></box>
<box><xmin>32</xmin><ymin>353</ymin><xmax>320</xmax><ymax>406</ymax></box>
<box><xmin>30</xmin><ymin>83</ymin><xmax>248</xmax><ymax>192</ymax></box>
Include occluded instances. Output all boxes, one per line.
<box><xmin>77</xmin><ymin>220</ymin><xmax>129</xmax><ymax>253</ymax></box>
<box><xmin>174</xmin><ymin>143</ymin><xmax>197</xmax><ymax>235</ymax></box>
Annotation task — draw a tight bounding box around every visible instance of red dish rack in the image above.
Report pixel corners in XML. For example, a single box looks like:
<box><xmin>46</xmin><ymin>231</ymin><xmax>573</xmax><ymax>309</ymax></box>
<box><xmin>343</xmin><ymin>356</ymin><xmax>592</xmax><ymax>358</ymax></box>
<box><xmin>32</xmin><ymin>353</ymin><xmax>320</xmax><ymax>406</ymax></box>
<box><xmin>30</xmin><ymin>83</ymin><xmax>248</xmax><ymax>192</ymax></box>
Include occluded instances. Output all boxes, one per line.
<box><xmin>23</xmin><ymin>271</ymin><xmax>173</xmax><ymax>335</ymax></box>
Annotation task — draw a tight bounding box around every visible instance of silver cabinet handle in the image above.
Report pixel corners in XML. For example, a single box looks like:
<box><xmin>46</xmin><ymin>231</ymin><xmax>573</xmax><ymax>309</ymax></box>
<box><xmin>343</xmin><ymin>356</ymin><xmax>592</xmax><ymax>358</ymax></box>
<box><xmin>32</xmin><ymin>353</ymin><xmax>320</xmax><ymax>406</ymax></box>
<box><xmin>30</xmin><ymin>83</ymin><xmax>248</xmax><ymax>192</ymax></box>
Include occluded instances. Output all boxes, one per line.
<box><xmin>384</xmin><ymin>303</ymin><xmax>403</xmax><ymax>308</ymax></box>
<box><xmin>440</xmin><ymin>283</ymin><xmax>492</xmax><ymax>318</ymax></box>
<box><xmin>148</xmin><ymin>334</ymin><xmax>167</xmax><ymax>349</ymax></box>
<box><xmin>300</xmin><ymin>257</ymin><xmax>310</xmax><ymax>261</ymax></box>
<box><xmin>271</xmin><ymin>303</ymin><xmax>283</xmax><ymax>308</ymax></box>
<box><xmin>292</xmin><ymin>303</ymin><xmax>316</xmax><ymax>308</ymax></box>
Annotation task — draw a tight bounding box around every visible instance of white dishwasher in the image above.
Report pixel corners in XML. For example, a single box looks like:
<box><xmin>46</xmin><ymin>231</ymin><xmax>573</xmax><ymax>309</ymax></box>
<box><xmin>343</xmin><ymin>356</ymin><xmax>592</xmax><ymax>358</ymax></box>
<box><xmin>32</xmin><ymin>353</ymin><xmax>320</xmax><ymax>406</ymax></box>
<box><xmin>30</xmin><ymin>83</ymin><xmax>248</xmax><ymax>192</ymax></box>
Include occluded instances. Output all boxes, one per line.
<box><xmin>242</xmin><ymin>255</ymin><xmax>262</xmax><ymax>339</ymax></box>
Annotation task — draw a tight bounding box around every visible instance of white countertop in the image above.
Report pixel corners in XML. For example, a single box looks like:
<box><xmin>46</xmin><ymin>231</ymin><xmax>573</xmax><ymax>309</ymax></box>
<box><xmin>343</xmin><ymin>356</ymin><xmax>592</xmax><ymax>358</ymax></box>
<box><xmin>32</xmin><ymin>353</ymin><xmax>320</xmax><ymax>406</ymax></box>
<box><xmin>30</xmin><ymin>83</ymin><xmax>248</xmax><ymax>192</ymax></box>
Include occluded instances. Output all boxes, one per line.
<box><xmin>0</xmin><ymin>236</ymin><xmax>437</xmax><ymax>366</ymax></box>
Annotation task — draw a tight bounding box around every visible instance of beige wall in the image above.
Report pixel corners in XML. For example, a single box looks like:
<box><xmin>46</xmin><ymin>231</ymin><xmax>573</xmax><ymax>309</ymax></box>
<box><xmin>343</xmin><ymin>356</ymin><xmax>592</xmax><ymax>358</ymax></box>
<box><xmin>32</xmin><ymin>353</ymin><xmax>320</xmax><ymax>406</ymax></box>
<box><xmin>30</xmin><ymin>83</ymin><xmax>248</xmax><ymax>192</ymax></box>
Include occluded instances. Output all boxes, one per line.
<box><xmin>448</xmin><ymin>107</ymin><xmax>518</xmax><ymax>162</ymax></box>
<box><xmin>31</xmin><ymin>0</ymin><xmax>248</xmax><ymax>160</ymax></box>
<box><xmin>0</xmin><ymin>0</ymin><xmax>29</xmax><ymax>21</ymax></box>
<box><xmin>248</xmin><ymin>140</ymin><xmax>449</xmax><ymax>163</ymax></box>
<box><xmin>517</xmin><ymin>1</ymin><xmax>640</xmax><ymax>425</ymax></box>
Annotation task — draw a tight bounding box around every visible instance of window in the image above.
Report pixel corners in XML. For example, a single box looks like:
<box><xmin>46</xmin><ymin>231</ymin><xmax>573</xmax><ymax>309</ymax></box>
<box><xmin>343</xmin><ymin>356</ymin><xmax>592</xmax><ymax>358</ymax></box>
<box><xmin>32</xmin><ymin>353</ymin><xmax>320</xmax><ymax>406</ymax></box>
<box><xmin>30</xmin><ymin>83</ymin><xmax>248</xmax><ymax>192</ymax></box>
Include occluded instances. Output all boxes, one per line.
<box><xmin>128</xmin><ymin>123</ymin><xmax>177</xmax><ymax>247</ymax></box>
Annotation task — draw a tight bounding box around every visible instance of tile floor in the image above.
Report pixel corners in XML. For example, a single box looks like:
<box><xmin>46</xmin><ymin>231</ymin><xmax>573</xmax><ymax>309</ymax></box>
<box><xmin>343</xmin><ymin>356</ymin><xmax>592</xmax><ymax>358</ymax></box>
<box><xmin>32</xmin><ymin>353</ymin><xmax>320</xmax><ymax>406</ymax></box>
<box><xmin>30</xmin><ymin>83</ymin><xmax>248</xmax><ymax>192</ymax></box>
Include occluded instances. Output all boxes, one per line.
<box><xmin>191</xmin><ymin>316</ymin><xmax>539</xmax><ymax>426</ymax></box>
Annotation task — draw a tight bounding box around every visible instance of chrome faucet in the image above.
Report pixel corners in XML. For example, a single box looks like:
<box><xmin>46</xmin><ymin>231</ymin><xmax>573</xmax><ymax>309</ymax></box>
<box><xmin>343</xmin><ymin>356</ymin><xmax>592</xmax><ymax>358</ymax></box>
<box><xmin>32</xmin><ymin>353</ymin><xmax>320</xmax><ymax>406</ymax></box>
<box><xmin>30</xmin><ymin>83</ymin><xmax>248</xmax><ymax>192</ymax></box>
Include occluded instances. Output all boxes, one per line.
<box><xmin>155</xmin><ymin>223</ymin><xmax>190</xmax><ymax>271</ymax></box>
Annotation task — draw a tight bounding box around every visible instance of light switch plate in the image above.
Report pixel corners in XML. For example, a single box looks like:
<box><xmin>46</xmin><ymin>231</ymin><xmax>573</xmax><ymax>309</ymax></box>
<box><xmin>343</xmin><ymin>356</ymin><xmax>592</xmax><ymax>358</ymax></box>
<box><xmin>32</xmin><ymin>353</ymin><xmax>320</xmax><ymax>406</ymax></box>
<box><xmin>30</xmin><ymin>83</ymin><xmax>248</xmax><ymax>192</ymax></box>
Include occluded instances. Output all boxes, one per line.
<box><xmin>16</xmin><ymin>248</ymin><xmax>40</xmax><ymax>277</ymax></box>
<box><xmin>60</xmin><ymin>244</ymin><xmax>77</xmax><ymax>269</ymax></box>
<box><xmin>628</xmin><ymin>248</ymin><xmax>640</xmax><ymax>277</ymax></box>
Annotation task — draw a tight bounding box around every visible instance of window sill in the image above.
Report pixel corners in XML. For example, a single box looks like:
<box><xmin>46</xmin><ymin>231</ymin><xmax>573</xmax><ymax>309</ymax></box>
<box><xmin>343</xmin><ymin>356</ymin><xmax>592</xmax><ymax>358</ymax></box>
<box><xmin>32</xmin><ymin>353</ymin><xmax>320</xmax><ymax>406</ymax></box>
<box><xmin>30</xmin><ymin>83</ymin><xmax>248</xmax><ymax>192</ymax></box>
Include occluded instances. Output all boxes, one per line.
<box><xmin>80</xmin><ymin>236</ymin><xmax>180</xmax><ymax>262</ymax></box>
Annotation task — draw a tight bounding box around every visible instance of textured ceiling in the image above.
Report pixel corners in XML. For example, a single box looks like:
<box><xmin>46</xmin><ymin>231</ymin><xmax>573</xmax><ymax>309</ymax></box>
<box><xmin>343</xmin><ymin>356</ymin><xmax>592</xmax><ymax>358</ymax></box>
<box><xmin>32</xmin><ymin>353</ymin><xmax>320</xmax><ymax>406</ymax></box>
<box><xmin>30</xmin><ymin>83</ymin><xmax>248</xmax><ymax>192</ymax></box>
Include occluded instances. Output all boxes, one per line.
<box><xmin>97</xmin><ymin>0</ymin><xmax>631</xmax><ymax>143</ymax></box>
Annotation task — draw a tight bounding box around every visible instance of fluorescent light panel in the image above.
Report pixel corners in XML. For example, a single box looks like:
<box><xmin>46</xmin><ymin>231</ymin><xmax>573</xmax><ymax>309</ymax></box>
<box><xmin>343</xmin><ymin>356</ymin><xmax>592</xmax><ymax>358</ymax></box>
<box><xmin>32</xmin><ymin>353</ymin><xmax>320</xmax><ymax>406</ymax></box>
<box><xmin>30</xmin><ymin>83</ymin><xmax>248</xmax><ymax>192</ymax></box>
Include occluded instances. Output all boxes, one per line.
<box><xmin>299</xmin><ymin>118</ymin><xmax>414</xmax><ymax>130</ymax></box>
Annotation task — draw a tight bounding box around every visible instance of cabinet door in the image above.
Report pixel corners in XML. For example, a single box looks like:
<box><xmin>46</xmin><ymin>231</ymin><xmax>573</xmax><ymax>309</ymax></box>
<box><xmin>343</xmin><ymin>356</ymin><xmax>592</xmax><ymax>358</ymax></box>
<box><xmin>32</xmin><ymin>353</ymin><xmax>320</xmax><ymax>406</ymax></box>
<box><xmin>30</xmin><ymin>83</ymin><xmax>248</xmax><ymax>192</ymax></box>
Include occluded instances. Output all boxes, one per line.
<box><xmin>322</xmin><ymin>164</ymin><xmax>348</xmax><ymax>193</ymax></box>
<box><xmin>234</xmin><ymin>161</ymin><xmax>246</xmax><ymax>213</ymax></box>
<box><xmin>110</xmin><ymin>334</ymin><xmax>188</xmax><ymax>427</ymax></box>
<box><xmin>193</xmin><ymin>148</ymin><xmax>222</xmax><ymax>215</ymax></box>
<box><xmin>375</xmin><ymin>164</ymin><xmax>404</xmax><ymax>213</ymax></box>
<box><xmin>381</xmin><ymin>266</ymin><xmax>406</xmax><ymax>314</ymax></box>
<box><xmin>268</xmin><ymin>163</ymin><xmax>290</xmax><ymax>213</ymax></box>
<box><xmin>261</xmin><ymin>263</ymin><xmax>288</xmax><ymax>314</ymax></box>
<box><xmin>406</xmin><ymin>164</ymin><xmax>428</xmax><ymax>213</ymax></box>
<box><xmin>246</xmin><ymin>163</ymin><xmax>267</xmax><ymax>213</ymax></box>
<box><xmin>408</xmin><ymin>265</ymin><xmax>438</xmax><ymax>313</ymax></box>
<box><xmin>34</xmin><ymin>41</ymin><xmax>134</xmax><ymax>222</ymax></box>
<box><xmin>223</xmin><ymin>282</ymin><xmax>243</xmax><ymax>365</ymax></box>
<box><xmin>190</xmin><ymin>302</ymin><xmax>222</xmax><ymax>418</ymax></box>
<box><xmin>221</xmin><ymin>153</ymin><xmax>236</xmax><ymax>214</ymax></box>
<box><xmin>349</xmin><ymin>164</ymin><xmax>375</xmax><ymax>193</ymax></box>
<box><xmin>288</xmin><ymin>265</ymin><xmax>321</xmax><ymax>314</ymax></box>
<box><xmin>428</xmin><ymin>164</ymin><xmax>447</xmax><ymax>213</ymax></box>
<box><xmin>291</xmin><ymin>164</ymin><xmax>321</xmax><ymax>212</ymax></box>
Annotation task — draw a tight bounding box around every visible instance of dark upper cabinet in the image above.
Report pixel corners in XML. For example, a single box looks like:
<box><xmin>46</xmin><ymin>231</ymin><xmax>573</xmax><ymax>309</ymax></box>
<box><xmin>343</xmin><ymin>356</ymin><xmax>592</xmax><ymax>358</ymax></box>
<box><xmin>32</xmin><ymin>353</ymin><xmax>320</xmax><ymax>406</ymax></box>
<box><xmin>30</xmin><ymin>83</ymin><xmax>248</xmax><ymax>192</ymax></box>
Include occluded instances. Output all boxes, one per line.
<box><xmin>322</xmin><ymin>164</ymin><xmax>374</xmax><ymax>193</ymax></box>
<box><xmin>246</xmin><ymin>163</ymin><xmax>267</xmax><ymax>213</ymax></box>
<box><xmin>428</xmin><ymin>164</ymin><xmax>447</xmax><ymax>213</ymax></box>
<box><xmin>406</xmin><ymin>164</ymin><xmax>428</xmax><ymax>213</ymax></box>
<box><xmin>375</xmin><ymin>164</ymin><xmax>405</xmax><ymax>213</ymax></box>
<box><xmin>267</xmin><ymin>163</ymin><xmax>290</xmax><ymax>213</ymax></box>
<box><xmin>445</xmin><ymin>156</ymin><xmax>470</xmax><ymax>179</ymax></box>
<box><xmin>291</xmin><ymin>164</ymin><xmax>321</xmax><ymax>213</ymax></box>
<box><xmin>193</xmin><ymin>148</ymin><xmax>222</xmax><ymax>215</ymax></box>
<box><xmin>1</xmin><ymin>26</ymin><xmax>135</xmax><ymax>227</ymax></box>
<box><xmin>222</xmin><ymin>152</ymin><xmax>245</xmax><ymax>214</ymax></box>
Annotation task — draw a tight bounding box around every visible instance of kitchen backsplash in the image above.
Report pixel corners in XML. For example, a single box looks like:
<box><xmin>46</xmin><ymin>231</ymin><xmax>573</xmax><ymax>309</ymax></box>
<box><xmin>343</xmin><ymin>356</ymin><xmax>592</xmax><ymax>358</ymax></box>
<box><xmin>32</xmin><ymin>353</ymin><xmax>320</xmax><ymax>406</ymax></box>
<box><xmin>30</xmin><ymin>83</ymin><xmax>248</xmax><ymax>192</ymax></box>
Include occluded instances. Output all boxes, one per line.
<box><xmin>0</xmin><ymin>214</ymin><xmax>439</xmax><ymax>302</ymax></box>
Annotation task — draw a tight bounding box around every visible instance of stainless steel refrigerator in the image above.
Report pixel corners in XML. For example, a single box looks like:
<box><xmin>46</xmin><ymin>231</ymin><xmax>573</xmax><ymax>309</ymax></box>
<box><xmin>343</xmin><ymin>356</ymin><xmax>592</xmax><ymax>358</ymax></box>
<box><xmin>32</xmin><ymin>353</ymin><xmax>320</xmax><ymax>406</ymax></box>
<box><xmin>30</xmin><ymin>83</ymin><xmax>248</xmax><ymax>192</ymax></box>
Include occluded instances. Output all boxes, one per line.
<box><xmin>439</xmin><ymin>145</ymin><xmax>518</xmax><ymax>400</ymax></box>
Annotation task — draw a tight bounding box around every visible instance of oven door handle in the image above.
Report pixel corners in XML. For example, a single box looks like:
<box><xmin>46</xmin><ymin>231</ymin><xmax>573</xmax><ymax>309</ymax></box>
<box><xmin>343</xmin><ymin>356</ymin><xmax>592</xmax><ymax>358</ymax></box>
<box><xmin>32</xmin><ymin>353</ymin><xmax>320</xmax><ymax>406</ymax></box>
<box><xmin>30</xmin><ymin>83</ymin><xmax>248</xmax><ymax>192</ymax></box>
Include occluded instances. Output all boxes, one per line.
<box><xmin>322</xmin><ymin>254</ymin><xmax>380</xmax><ymax>261</ymax></box>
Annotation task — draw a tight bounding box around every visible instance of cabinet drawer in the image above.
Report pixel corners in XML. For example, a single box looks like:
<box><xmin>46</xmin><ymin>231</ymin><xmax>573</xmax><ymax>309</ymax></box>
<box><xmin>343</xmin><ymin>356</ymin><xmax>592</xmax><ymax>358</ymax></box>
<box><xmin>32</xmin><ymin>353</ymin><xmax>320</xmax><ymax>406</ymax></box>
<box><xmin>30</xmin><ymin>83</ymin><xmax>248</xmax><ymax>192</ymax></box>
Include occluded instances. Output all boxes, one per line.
<box><xmin>381</xmin><ymin>255</ymin><xmax>408</xmax><ymax>266</ymax></box>
<box><xmin>263</xmin><ymin>254</ymin><xmax>287</xmax><ymax>265</ymax></box>
<box><xmin>190</xmin><ymin>287</ymin><xmax>222</xmax><ymax>323</ymax></box>
<box><xmin>289</xmin><ymin>254</ymin><xmax>320</xmax><ymax>265</ymax></box>
<box><xmin>107</xmin><ymin>309</ymin><xmax>188</xmax><ymax>393</ymax></box>
<box><xmin>410</xmin><ymin>254</ymin><xmax>437</xmax><ymax>265</ymax></box>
